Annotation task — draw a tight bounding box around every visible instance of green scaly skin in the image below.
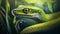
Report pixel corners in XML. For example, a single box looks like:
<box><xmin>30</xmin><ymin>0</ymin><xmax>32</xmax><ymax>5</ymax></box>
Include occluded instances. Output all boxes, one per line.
<box><xmin>12</xmin><ymin>5</ymin><xmax>60</xmax><ymax>34</ymax></box>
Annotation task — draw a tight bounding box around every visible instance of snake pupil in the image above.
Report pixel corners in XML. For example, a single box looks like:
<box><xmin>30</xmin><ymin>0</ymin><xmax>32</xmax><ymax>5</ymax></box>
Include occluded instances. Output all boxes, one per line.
<box><xmin>22</xmin><ymin>8</ymin><xmax>29</xmax><ymax>14</ymax></box>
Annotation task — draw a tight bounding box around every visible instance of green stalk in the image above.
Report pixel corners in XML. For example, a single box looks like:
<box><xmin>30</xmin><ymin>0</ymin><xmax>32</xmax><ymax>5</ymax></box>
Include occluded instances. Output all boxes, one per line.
<box><xmin>6</xmin><ymin>0</ymin><xmax>11</xmax><ymax>34</ymax></box>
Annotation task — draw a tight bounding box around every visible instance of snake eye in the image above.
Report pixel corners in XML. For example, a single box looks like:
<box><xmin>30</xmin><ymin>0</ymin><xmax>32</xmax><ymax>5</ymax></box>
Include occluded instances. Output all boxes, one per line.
<box><xmin>22</xmin><ymin>8</ymin><xmax>30</xmax><ymax>14</ymax></box>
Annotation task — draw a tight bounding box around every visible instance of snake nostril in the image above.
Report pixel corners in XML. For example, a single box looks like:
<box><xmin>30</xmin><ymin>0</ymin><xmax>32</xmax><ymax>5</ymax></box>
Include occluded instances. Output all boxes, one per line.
<box><xmin>22</xmin><ymin>8</ymin><xmax>30</xmax><ymax>14</ymax></box>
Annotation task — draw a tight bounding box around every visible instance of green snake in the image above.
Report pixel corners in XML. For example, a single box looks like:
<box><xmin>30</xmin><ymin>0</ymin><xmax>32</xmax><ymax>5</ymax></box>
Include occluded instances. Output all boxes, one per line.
<box><xmin>11</xmin><ymin>0</ymin><xmax>60</xmax><ymax>34</ymax></box>
<box><xmin>12</xmin><ymin>5</ymin><xmax>60</xmax><ymax>34</ymax></box>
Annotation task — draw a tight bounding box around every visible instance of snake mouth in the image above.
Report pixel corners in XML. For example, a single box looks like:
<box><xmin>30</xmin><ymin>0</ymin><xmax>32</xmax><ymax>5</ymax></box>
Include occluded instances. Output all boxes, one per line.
<box><xmin>12</xmin><ymin>10</ymin><xmax>43</xmax><ymax>23</ymax></box>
